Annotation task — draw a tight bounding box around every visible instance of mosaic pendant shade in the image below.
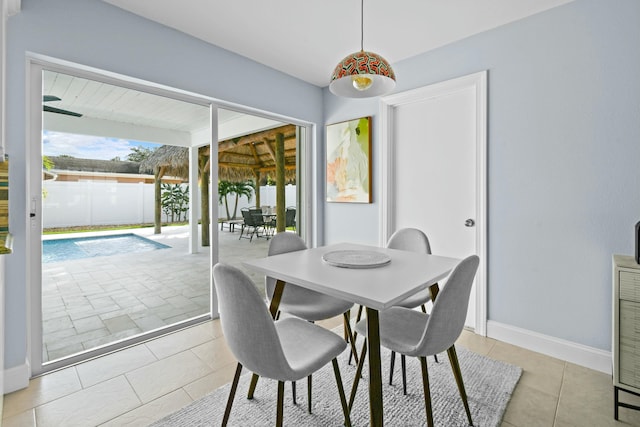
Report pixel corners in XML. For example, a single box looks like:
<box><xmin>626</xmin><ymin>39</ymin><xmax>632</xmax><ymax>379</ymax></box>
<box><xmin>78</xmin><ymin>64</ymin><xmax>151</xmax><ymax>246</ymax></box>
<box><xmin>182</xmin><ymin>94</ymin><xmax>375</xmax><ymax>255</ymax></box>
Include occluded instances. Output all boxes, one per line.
<box><xmin>329</xmin><ymin>50</ymin><xmax>396</xmax><ymax>98</ymax></box>
<box><xmin>329</xmin><ymin>0</ymin><xmax>396</xmax><ymax>98</ymax></box>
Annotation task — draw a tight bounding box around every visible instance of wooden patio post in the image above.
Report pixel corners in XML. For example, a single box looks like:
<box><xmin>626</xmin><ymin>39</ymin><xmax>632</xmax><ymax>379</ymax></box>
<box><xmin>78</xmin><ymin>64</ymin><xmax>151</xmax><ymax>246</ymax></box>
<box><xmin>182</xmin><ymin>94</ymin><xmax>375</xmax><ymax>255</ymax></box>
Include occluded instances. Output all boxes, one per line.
<box><xmin>275</xmin><ymin>132</ymin><xmax>285</xmax><ymax>232</ymax></box>
<box><xmin>254</xmin><ymin>171</ymin><xmax>261</xmax><ymax>208</ymax></box>
<box><xmin>199</xmin><ymin>148</ymin><xmax>210</xmax><ymax>247</ymax></box>
<box><xmin>154</xmin><ymin>166</ymin><xmax>163</xmax><ymax>234</ymax></box>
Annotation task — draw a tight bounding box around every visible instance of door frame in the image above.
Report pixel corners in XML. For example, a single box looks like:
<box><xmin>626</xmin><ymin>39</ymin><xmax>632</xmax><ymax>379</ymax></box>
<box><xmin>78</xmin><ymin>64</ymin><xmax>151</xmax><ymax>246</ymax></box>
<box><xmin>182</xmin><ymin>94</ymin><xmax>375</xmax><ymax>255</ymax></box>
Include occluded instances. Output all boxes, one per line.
<box><xmin>26</xmin><ymin>54</ymin><xmax>314</xmax><ymax>375</ymax></box>
<box><xmin>379</xmin><ymin>70</ymin><xmax>488</xmax><ymax>336</ymax></box>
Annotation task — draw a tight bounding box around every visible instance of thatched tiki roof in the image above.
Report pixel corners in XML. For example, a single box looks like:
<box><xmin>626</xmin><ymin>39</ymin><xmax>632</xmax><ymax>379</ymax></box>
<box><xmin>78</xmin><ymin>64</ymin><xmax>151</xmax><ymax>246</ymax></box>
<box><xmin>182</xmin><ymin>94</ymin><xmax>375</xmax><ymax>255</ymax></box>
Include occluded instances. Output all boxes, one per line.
<box><xmin>218</xmin><ymin>124</ymin><xmax>297</xmax><ymax>183</ymax></box>
<box><xmin>139</xmin><ymin>124</ymin><xmax>298</xmax><ymax>184</ymax></box>
<box><xmin>139</xmin><ymin>145</ymin><xmax>189</xmax><ymax>178</ymax></box>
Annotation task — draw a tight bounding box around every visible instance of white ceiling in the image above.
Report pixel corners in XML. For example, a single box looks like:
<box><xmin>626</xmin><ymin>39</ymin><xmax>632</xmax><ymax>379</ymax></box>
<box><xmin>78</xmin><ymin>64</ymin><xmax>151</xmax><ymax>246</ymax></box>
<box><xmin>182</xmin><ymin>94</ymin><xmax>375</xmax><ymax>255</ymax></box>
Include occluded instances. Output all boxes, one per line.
<box><xmin>103</xmin><ymin>0</ymin><xmax>575</xmax><ymax>87</ymax></box>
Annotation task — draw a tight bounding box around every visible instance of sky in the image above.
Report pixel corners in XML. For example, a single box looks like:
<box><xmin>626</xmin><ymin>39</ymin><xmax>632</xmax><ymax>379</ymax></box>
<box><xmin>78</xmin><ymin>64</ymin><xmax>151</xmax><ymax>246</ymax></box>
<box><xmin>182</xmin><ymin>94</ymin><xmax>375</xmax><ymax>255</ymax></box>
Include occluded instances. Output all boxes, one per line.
<box><xmin>42</xmin><ymin>130</ymin><xmax>161</xmax><ymax>161</ymax></box>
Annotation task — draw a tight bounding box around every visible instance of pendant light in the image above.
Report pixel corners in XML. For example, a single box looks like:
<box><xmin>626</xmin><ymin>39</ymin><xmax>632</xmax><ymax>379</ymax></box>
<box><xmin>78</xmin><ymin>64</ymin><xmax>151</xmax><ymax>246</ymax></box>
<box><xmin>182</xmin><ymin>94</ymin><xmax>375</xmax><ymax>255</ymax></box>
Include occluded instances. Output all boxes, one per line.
<box><xmin>329</xmin><ymin>0</ymin><xmax>396</xmax><ymax>98</ymax></box>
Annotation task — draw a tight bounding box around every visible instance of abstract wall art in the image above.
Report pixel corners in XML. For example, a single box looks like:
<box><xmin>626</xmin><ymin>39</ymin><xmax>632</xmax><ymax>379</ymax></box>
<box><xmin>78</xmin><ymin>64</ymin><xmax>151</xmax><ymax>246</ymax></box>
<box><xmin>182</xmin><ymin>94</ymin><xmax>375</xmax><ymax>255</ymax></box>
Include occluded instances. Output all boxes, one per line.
<box><xmin>326</xmin><ymin>117</ymin><xmax>372</xmax><ymax>203</ymax></box>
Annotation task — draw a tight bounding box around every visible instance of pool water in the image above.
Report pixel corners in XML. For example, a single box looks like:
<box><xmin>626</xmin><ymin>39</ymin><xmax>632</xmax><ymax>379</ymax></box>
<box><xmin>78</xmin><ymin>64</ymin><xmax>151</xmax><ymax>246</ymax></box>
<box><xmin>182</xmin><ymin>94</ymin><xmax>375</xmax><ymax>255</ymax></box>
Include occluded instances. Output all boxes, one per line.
<box><xmin>42</xmin><ymin>233</ymin><xmax>170</xmax><ymax>263</ymax></box>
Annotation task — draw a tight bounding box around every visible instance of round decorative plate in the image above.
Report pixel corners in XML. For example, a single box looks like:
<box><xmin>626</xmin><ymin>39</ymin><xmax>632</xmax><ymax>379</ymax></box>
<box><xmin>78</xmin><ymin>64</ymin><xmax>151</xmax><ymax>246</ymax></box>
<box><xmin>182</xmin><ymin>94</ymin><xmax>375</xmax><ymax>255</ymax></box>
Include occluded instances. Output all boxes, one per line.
<box><xmin>322</xmin><ymin>250</ymin><xmax>391</xmax><ymax>269</ymax></box>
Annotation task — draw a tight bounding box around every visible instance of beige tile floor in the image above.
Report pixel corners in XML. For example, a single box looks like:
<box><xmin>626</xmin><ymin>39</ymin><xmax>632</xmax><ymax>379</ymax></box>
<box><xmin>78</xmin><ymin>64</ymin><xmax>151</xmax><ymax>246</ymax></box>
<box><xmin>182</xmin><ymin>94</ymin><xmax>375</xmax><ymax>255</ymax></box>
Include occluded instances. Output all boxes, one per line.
<box><xmin>4</xmin><ymin>315</ymin><xmax>640</xmax><ymax>427</ymax></box>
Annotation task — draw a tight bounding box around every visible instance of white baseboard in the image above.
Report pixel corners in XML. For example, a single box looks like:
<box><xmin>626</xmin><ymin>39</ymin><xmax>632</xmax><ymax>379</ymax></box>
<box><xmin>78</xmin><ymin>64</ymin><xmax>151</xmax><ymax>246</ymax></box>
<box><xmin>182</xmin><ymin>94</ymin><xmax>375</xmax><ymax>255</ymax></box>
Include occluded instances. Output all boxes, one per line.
<box><xmin>487</xmin><ymin>320</ymin><xmax>611</xmax><ymax>374</ymax></box>
<box><xmin>4</xmin><ymin>360</ymin><xmax>30</xmax><ymax>394</ymax></box>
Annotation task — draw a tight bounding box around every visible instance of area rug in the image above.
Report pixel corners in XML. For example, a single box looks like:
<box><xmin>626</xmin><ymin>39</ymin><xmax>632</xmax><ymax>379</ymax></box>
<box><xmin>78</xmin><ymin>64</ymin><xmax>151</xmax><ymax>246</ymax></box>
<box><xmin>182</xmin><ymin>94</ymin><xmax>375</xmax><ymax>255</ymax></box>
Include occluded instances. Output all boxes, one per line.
<box><xmin>150</xmin><ymin>345</ymin><xmax>521</xmax><ymax>426</ymax></box>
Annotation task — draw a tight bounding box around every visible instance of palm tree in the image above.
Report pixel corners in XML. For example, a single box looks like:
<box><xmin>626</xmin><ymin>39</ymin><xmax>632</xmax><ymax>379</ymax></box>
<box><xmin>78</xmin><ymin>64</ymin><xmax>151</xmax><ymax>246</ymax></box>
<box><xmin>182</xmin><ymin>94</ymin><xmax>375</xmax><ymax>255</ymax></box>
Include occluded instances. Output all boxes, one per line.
<box><xmin>218</xmin><ymin>180</ymin><xmax>254</xmax><ymax>220</ymax></box>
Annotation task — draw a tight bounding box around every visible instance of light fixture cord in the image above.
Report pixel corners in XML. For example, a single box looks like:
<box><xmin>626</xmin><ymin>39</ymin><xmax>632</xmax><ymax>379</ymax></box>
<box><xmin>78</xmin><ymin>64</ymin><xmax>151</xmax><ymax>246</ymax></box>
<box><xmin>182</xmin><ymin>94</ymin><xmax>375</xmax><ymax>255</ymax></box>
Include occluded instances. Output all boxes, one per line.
<box><xmin>360</xmin><ymin>0</ymin><xmax>364</xmax><ymax>51</ymax></box>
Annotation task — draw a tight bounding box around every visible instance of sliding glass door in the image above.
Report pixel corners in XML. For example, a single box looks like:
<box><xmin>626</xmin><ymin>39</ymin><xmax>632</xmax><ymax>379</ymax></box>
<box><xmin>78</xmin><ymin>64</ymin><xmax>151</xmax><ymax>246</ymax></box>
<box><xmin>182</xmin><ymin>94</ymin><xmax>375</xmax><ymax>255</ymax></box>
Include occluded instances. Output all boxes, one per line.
<box><xmin>32</xmin><ymin>65</ymin><xmax>214</xmax><ymax>374</ymax></box>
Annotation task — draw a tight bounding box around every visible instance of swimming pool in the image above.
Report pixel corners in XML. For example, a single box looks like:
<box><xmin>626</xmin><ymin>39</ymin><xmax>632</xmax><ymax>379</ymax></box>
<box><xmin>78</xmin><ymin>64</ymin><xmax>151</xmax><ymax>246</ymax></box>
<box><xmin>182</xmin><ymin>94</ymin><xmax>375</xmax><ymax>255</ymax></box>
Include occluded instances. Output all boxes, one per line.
<box><xmin>42</xmin><ymin>233</ymin><xmax>170</xmax><ymax>263</ymax></box>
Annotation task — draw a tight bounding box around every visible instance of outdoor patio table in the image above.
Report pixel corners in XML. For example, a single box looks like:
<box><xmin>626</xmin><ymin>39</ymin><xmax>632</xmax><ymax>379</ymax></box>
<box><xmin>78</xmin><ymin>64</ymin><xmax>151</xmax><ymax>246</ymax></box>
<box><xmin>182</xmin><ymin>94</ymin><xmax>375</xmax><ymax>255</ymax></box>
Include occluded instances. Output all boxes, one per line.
<box><xmin>243</xmin><ymin>242</ymin><xmax>459</xmax><ymax>426</ymax></box>
<box><xmin>220</xmin><ymin>219</ymin><xmax>244</xmax><ymax>232</ymax></box>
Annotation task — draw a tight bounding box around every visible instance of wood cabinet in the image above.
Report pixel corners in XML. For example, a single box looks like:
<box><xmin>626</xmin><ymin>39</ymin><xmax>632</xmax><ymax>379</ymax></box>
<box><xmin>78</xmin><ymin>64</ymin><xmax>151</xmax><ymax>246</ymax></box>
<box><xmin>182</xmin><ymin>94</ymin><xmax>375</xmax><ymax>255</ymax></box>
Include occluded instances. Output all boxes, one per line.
<box><xmin>613</xmin><ymin>254</ymin><xmax>640</xmax><ymax>419</ymax></box>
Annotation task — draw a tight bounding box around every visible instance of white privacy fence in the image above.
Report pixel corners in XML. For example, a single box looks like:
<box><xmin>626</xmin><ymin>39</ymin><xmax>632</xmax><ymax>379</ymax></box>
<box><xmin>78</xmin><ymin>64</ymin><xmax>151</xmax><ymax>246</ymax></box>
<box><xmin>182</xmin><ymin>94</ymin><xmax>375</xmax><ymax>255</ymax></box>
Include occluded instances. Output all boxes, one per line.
<box><xmin>42</xmin><ymin>181</ymin><xmax>297</xmax><ymax>228</ymax></box>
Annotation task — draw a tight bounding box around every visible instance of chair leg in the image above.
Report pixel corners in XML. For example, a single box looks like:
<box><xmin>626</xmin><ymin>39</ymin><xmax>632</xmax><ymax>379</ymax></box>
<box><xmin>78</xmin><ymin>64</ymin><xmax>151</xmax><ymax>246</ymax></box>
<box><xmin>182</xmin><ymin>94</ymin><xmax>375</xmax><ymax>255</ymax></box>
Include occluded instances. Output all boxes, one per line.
<box><xmin>348</xmin><ymin>339</ymin><xmax>368</xmax><ymax>412</ymax></box>
<box><xmin>276</xmin><ymin>381</ymin><xmax>285</xmax><ymax>427</ymax></box>
<box><xmin>419</xmin><ymin>357</ymin><xmax>434</xmax><ymax>427</ymax></box>
<box><xmin>343</xmin><ymin>311</ymin><xmax>359</xmax><ymax>365</ymax></box>
<box><xmin>307</xmin><ymin>375</ymin><xmax>312</xmax><ymax>413</ymax></box>
<box><xmin>222</xmin><ymin>363</ymin><xmax>243</xmax><ymax>427</ymax></box>
<box><xmin>401</xmin><ymin>354</ymin><xmax>408</xmax><ymax>395</ymax></box>
<box><xmin>389</xmin><ymin>353</ymin><xmax>410</xmax><ymax>393</ymax></box>
<box><xmin>348</xmin><ymin>305</ymin><xmax>364</xmax><ymax>365</ymax></box>
<box><xmin>389</xmin><ymin>350</ymin><xmax>396</xmax><ymax>385</ymax></box>
<box><xmin>447</xmin><ymin>345</ymin><xmax>473</xmax><ymax>426</ymax></box>
<box><xmin>332</xmin><ymin>358</ymin><xmax>353</xmax><ymax>427</ymax></box>
<box><xmin>247</xmin><ymin>373</ymin><xmax>259</xmax><ymax>399</ymax></box>
<box><xmin>343</xmin><ymin>310</ymin><xmax>349</xmax><ymax>340</ymax></box>
<box><xmin>292</xmin><ymin>380</ymin><xmax>296</xmax><ymax>404</ymax></box>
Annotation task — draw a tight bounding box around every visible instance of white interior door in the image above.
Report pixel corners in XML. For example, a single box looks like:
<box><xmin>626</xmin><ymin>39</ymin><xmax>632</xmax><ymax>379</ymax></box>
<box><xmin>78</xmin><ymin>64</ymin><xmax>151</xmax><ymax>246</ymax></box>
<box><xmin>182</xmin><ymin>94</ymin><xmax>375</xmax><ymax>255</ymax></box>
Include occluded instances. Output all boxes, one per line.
<box><xmin>381</xmin><ymin>71</ymin><xmax>487</xmax><ymax>332</ymax></box>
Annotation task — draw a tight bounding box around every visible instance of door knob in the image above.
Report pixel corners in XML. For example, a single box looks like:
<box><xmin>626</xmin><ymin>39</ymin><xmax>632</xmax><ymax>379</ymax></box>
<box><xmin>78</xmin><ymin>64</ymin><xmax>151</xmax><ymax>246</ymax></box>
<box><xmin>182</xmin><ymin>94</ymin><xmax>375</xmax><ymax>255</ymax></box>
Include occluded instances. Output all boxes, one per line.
<box><xmin>465</xmin><ymin>219</ymin><xmax>475</xmax><ymax>227</ymax></box>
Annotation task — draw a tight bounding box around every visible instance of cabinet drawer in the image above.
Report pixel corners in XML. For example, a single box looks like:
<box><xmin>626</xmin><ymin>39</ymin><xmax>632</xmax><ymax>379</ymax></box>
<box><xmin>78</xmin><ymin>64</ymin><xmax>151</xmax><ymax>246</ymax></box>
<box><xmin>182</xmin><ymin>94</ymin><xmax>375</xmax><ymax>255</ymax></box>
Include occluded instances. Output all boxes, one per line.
<box><xmin>620</xmin><ymin>271</ymin><xmax>640</xmax><ymax>302</ymax></box>
<box><xmin>621</xmin><ymin>368</ymin><xmax>640</xmax><ymax>389</ymax></box>
<box><xmin>620</xmin><ymin>300</ymin><xmax>640</xmax><ymax>388</ymax></box>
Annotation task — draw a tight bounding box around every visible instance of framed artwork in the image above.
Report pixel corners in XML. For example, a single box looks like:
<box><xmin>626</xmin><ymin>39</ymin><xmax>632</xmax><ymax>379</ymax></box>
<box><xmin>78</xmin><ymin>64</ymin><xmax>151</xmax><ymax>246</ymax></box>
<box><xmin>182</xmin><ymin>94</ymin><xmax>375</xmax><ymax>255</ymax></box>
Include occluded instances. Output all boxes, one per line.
<box><xmin>326</xmin><ymin>116</ymin><xmax>372</xmax><ymax>203</ymax></box>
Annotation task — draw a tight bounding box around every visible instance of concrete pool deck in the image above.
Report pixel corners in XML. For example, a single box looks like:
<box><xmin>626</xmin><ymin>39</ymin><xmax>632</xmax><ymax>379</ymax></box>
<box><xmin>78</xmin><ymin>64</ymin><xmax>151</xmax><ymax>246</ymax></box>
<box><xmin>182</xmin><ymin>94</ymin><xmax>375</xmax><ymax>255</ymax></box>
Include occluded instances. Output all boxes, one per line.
<box><xmin>42</xmin><ymin>224</ymin><xmax>271</xmax><ymax>363</ymax></box>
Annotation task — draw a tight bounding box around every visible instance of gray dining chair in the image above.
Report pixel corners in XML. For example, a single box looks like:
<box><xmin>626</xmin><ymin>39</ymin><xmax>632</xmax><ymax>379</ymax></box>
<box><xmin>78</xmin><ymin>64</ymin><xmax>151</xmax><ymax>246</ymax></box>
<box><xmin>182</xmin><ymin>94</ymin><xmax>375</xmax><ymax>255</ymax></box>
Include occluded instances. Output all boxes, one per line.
<box><xmin>387</xmin><ymin>228</ymin><xmax>438</xmax><ymax>391</ymax></box>
<box><xmin>264</xmin><ymin>232</ymin><xmax>359</xmax><ymax>410</ymax></box>
<box><xmin>350</xmin><ymin>227</ymin><xmax>437</xmax><ymax>392</ymax></box>
<box><xmin>213</xmin><ymin>263</ymin><xmax>352</xmax><ymax>427</ymax></box>
<box><xmin>386</xmin><ymin>228</ymin><xmax>433</xmax><ymax>310</ymax></box>
<box><xmin>349</xmin><ymin>255</ymin><xmax>479</xmax><ymax>427</ymax></box>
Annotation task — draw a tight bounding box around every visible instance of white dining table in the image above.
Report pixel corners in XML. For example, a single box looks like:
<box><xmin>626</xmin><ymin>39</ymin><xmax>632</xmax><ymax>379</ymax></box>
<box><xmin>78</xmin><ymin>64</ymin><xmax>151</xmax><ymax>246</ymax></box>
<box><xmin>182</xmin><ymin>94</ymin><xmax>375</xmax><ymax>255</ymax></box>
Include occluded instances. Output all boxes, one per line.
<box><xmin>243</xmin><ymin>242</ymin><xmax>460</xmax><ymax>426</ymax></box>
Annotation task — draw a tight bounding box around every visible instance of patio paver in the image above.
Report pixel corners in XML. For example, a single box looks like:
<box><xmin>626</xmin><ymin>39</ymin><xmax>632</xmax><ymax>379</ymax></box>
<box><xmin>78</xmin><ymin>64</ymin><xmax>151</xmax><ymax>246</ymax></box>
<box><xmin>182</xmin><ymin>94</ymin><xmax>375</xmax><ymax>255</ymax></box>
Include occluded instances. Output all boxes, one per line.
<box><xmin>41</xmin><ymin>224</ymin><xmax>271</xmax><ymax>363</ymax></box>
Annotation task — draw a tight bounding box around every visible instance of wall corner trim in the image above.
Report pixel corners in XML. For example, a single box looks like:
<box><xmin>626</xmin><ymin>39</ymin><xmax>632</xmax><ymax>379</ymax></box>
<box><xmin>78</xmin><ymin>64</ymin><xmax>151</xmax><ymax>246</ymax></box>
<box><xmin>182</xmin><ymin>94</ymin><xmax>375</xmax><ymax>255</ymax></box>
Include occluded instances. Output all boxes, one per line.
<box><xmin>4</xmin><ymin>360</ymin><xmax>30</xmax><ymax>394</ymax></box>
<box><xmin>487</xmin><ymin>320</ymin><xmax>611</xmax><ymax>374</ymax></box>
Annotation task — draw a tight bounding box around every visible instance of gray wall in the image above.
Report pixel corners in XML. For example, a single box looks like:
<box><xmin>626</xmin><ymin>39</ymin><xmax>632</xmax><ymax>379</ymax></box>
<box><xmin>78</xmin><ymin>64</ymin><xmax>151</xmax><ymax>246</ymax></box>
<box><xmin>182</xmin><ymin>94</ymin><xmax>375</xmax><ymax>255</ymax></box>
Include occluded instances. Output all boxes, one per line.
<box><xmin>5</xmin><ymin>0</ymin><xmax>323</xmax><ymax>370</ymax></box>
<box><xmin>324</xmin><ymin>0</ymin><xmax>640</xmax><ymax>351</ymax></box>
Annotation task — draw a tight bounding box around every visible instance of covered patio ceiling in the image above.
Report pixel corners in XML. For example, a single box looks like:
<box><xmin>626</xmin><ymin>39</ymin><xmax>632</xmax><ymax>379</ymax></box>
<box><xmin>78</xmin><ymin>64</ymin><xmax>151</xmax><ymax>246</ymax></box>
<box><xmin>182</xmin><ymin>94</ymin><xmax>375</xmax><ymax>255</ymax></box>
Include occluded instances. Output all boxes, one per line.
<box><xmin>42</xmin><ymin>70</ymin><xmax>290</xmax><ymax>150</ymax></box>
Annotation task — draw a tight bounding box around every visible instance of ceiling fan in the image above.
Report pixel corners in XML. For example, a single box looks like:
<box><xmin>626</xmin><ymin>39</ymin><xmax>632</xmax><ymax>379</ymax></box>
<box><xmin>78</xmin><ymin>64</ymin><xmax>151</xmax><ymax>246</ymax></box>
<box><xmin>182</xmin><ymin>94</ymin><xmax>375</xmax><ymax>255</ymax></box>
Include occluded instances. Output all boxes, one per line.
<box><xmin>43</xmin><ymin>95</ymin><xmax>83</xmax><ymax>117</ymax></box>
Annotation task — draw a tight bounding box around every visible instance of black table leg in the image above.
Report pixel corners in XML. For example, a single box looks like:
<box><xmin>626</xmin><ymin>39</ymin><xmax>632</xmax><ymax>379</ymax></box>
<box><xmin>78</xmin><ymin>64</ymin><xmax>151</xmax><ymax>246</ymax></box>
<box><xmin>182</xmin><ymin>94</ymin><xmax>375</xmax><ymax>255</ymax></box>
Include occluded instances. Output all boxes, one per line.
<box><xmin>366</xmin><ymin>307</ymin><xmax>384</xmax><ymax>426</ymax></box>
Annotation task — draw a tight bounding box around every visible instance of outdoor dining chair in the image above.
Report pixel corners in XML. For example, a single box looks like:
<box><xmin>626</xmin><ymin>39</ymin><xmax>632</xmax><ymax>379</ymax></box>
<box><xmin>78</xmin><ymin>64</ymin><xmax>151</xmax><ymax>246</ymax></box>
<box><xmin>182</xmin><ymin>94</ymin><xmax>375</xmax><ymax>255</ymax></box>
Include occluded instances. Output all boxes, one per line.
<box><xmin>264</xmin><ymin>232</ymin><xmax>359</xmax><ymax>411</ymax></box>
<box><xmin>213</xmin><ymin>263</ymin><xmax>352</xmax><ymax>427</ymax></box>
<box><xmin>285</xmin><ymin>206</ymin><xmax>296</xmax><ymax>231</ymax></box>
<box><xmin>349</xmin><ymin>255</ymin><xmax>479</xmax><ymax>427</ymax></box>
<box><xmin>239</xmin><ymin>207</ymin><xmax>265</xmax><ymax>242</ymax></box>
